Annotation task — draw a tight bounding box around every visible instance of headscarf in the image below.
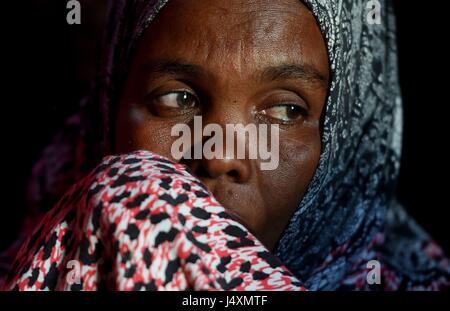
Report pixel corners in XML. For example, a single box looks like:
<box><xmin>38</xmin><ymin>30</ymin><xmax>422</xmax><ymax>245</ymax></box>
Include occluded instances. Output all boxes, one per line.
<box><xmin>22</xmin><ymin>0</ymin><xmax>449</xmax><ymax>290</ymax></box>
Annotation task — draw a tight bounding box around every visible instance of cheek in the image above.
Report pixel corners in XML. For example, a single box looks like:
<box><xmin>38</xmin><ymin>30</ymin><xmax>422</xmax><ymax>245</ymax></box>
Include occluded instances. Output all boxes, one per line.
<box><xmin>280</xmin><ymin>133</ymin><xmax>321</xmax><ymax>175</ymax></box>
<box><xmin>262</xmin><ymin>131</ymin><xmax>321</xmax><ymax>217</ymax></box>
<box><xmin>115</xmin><ymin>105</ymin><xmax>177</xmax><ymax>160</ymax></box>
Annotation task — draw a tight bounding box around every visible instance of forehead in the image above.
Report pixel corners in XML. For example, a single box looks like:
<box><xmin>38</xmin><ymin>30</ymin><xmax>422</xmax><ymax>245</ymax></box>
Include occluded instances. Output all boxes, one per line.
<box><xmin>133</xmin><ymin>0</ymin><xmax>329</xmax><ymax>79</ymax></box>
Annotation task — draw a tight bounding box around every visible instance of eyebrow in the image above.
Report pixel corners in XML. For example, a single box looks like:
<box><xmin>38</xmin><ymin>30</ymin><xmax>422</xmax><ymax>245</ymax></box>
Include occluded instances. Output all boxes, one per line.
<box><xmin>259</xmin><ymin>63</ymin><xmax>329</xmax><ymax>88</ymax></box>
<box><xmin>141</xmin><ymin>59</ymin><xmax>206</xmax><ymax>79</ymax></box>
<box><xmin>141</xmin><ymin>59</ymin><xmax>328</xmax><ymax>88</ymax></box>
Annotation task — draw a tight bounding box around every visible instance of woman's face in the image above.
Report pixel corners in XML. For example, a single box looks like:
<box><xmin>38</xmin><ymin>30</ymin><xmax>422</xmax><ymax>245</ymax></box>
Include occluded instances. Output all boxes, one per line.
<box><xmin>115</xmin><ymin>0</ymin><xmax>329</xmax><ymax>250</ymax></box>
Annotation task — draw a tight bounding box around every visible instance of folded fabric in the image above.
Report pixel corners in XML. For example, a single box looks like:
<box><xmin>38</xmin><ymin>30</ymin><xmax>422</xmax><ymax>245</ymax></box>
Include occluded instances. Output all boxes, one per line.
<box><xmin>2</xmin><ymin>151</ymin><xmax>305</xmax><ymax>291</ymax></box>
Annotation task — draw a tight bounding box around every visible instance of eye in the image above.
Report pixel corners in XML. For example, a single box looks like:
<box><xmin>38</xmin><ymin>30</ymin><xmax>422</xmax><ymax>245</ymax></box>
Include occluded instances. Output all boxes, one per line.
<box><xmin>145</xmin><ymin>90</ymin><xmax>199</xmax><ymax>117</ymax></box>
<box><xmin>154</xmin><ymin>91</ymin><xmax>198</xmax><ymax>109</ymax></box>
<box><xmin>259</xmin><ymin>104</ymin><xmax>307</xmax><ymax>123</ymax></box>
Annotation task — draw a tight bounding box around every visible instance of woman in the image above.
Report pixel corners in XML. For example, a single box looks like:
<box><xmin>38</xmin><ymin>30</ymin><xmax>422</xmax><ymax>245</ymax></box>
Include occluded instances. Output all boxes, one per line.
<box><xmin>2</xmin><ymin>0</ymin><xmax>449</xmax><ymax>290</ymax></box>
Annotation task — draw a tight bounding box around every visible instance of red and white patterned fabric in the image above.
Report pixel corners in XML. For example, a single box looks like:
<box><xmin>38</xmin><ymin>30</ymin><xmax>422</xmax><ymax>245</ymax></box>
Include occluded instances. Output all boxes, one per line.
<box><xmin>2</xmin><ymin>151</ymin><xmax>305</xmax><ymax>291</ymax></box>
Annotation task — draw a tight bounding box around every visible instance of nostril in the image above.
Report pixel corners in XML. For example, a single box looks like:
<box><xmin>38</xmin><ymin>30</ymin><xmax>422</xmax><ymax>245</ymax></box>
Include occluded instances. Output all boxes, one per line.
<box><xmin>192</xmin><ymin>164</ymin><xmax>211</xmax><ymax>179</ymax></box>
<box><xmin>185</xmin><ymin>158</ymin><xmax>250</xmax><ymax>183</ymax></box>
<box><xmin>227</xmin><ymin>169</ymin><xmax>240</xmax><ymax>181</ymax></box>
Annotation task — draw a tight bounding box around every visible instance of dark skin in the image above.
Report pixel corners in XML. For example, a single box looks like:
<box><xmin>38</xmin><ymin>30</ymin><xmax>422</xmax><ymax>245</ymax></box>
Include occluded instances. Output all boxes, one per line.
<box><xmin>115</xmin><ymin>0</ymin><xmax>329</xmax><ymax>251</ymax></box>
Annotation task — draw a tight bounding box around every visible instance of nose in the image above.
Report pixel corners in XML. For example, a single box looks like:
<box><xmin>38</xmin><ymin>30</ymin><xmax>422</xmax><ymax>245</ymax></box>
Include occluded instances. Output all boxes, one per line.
<box><xmin>196</xmin><ymin>156</ymin><xmax>251</xmax><ymax>184</ymax></box>
<box><xmin>181</xmin><ymin>105</ymin><xmax>253</xmax><ymax>187</ymax></box>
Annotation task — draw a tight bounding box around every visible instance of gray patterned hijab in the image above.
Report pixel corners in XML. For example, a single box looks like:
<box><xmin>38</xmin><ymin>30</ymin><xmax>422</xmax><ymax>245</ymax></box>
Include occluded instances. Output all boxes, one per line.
<box><xmin>27</xmin><ymin>0</ymin><xmax>449</xmax><ymax>290</ymax></box>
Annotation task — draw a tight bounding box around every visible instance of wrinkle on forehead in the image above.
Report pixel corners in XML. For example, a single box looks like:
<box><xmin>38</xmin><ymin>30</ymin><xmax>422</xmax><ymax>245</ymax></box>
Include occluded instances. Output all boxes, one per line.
<box><xmin>140</xmin><ymin>0</ymin><xmax>327</xmax><ymax>82</ymax></box>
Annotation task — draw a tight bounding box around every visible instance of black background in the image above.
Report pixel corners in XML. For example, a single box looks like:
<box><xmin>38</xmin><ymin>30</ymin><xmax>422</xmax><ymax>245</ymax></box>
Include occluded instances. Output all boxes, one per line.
<box><xmin>1</xmin><ymin>0</ymin><xmax>448</xmax><ymax>255</ymax></box>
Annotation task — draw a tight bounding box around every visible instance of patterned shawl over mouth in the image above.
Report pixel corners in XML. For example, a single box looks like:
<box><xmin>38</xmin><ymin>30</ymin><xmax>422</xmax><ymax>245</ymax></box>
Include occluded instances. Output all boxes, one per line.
<box><xmin>5</xmin><ymin>0</ymin><xmax>449</xmax><ymax>290</ymax></box>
